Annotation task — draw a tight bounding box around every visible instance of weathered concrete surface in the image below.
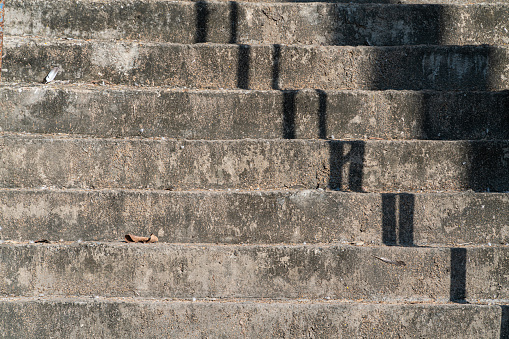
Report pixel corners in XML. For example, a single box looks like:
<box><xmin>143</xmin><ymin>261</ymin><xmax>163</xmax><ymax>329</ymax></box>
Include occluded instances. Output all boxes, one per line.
<box><xmin>0</xmin><ymin>189</ymin><xmax>508</xmax><ymax>246</ymax></box>
<box><xmin>0</xmin><ymin>243</ymin><xmax>468</xmax><ymax>300</ymax></box>
<box><xmin>4</xmin><ymin>36</ymin><xmax>509</xmax><ymax>90</ymax></box>
<box><xmin>1</xmin><ymin>85</ymin><xmax>508</xmax><ymax>140</ymax></box>
<box><xmin>2</xmin><ymin>0</ymin><xmax>508</xmax><ymax>336</ymax></box>
<box><xmin>0</xmin><ymin>243</ymin><xmax>509</xmax><ymax>301</ymax></box>
<box><xmin>0</xmin><ymin>135</ymin><xmax>507</xmax><ymax>192</ymax></box>
<box><xmin>0</xmin><ymin>298</ymin><xmax>503</xmax><ymax>338</ymax></box>
<box><xmin>6</xmin><ymin>1</ymin><xmax>509</xmax><ymax>46</ymax></box>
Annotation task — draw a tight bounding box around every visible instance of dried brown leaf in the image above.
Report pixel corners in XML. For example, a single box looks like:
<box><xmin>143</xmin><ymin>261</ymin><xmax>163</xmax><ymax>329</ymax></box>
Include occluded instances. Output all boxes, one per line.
<box><xmin>125</xmin><ymin>233</ymin><xmax>158</xmax><ymax>243</ymax></box>
<box><xmin>125</xmin><ymin>234</ymin><xmax>150</xmax><ymax>243</ymax></box>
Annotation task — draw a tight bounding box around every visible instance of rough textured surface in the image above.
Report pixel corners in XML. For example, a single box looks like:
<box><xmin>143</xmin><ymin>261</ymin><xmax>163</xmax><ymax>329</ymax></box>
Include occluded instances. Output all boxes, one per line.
<box><xmin>0</xmin><ymin>243</ymin><xmax>508</xmax><ymax>301</ymax></box>
<box><xmin>1</xmin><ymin>0</ymin><xmax>508</xmax><ymax>336</ymax></box>
<box><xmin>1</xmin><ymin>85</ymin><xmax>508</xmax><ymax>140</ymax></box>
<box><xmin>0</xmin><ymin>135</ymin><xmax>507</xmax><ymax>192</ymax></box>
<box><xmin>0</xmin><ymin>242</ymin><xmax>468</xmax><ymax>300</ymax></box>
<box><xmin>0</xmin><ymin>298</ymin><xmax>503</xmax><ymax>339</ymax></box>
<box><xmin>6</xmin><ymin>2</ymin><xmax>509</xmax><ymax>46</ymax></box>
<box><xmin>4</xmin><ymin>37</ymin><xmax>509</xmax><ymax>90</ymax></box>
<box><xmin>0</xmin><ymin>189</ymin><xmax>508</xmax><ymax>246</ymax></box>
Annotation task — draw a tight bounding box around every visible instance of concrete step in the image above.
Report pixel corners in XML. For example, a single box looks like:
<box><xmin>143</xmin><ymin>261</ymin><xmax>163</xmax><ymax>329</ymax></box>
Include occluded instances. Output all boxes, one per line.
<box><xmin>1</xmin><ymin>188</ymin><xmax>508</xmax><ymax>246</ymax></box>
<box><xmin>1</xmin><ymin>84</ymin><xmax>508</xmax><ymax>140</ymax></box>
<box><xmin>1</xmin><ymin>134</ymin><xmax>507</xmax><ymax>192</ymax></box>
<box><xmin>7</xmin><ymin>1</ymin><xmax>509</xmax><ymax>46</ymax></box>
<box><xmin>4</xmin><ymin>36</ymin><xmax>509</xmax><ymax>91</ymax></box>
<box><xmin>0</xmin><ymin>242</ymin><xmax>508</xmax><ymax>302</ymax></box>
<box><xmin>0</xmin><ymin>297</ymin><xmax>505</xmax><ymax>338</ymax></box>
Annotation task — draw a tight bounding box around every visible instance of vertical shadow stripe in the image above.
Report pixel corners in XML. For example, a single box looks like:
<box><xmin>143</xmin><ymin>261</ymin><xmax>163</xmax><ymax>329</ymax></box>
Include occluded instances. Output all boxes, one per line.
<box><xmin>229</xmin><ymin>1</ymin><xmax>238</xmax><ymax>44</ymax></box>
<box><xmin>317</xmin><ymin>89</ymin><xmax>327</xmax><ymax>139</ymax></box>
<box><xmin>450</xmin><ymin>248</ymin><xmax>467</xmax><ymax>302</ymax></box>
<box><xmin>382</xmin><ymin>193</ymin><xmax>397</xmax><ymax>245</ymax></box>
<box><xmin>237</xmin><ymin>45</ymin><xmax>250</xmax><ymax>89</ymax></box>
<box><xmin>195</xmin><ymin>1</ymin><xmax>208</xmax><ymax>43</ymax></box>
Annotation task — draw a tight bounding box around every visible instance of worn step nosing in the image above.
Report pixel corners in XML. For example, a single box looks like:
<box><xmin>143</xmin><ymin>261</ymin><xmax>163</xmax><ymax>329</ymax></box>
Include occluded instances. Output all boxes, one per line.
<box><xmin>3</xmin><ymin>295</ymin><xmax>509</xmax><ymax>305</ymax></box>
<box><xmin>1</xmin><ymin>85</ymin><xmax>508</xmax><ymax>140</ymax></box>
<box><xmin>5</xmin><ymin>37</ymin><xmax>509</xmax><ymax>90</ymax></box>
<box><xmin>0</xmin><ymin>188</ymin><xmax>508</xmax><ymax>245</ymax></box>
<box><xmin>1</xmin><ymin>295</ymin><xmax>507</xmax><ymax>305</ymax></box>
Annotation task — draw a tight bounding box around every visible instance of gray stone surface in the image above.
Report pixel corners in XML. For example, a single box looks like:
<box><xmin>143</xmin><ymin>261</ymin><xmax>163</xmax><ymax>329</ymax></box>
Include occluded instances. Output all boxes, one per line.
<box><xmin>0</xmin><ymin>243</ymin><xmax>508</xmax><ymax>301</ymax></box>
<box><xmin>0</xmin><ymin>189</ymin><xmax>508</xmax><ymax>246</ymax></box>
<box><xmin>1</xmin><ymin>85</ymin><xmax>508</xmax><ymax>140</ymax></box>
<box><xmin>0</xmin><ymin>242</ymin><xmax>509</xmax><ymax>302</ymax></box>
<box><xmin>0</xmin><ymin>298</ymin><xmax>502</xmax><ymax>338</ymax></box>
<box><xmin>1</xmin><ymin>0</ymin><xmax>508</xmax><ymax>336</ymax></box>
<box><xmin>4</xmin><ymin>37</ymin><xmax>509</xmax><ymax>90</ymax></box>
<box><xmin>0</xmin><ymin>135</ymin><xmax>507</xmax><ymax>192</ymax></box>
<box><xmin>6</xmin><ymin>1</ymin><xmax>509</xmax><ymax>46</ymax></box>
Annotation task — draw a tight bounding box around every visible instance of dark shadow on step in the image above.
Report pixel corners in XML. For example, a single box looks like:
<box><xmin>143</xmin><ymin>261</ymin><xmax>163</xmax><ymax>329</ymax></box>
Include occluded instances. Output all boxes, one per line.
<box><xmin>418</xmin><ymin>46</ymin><xmax>509</xmax><ymax>141</ymax></box>
<box><xmin>272</xmin><ymin>45</ymin><xmax>328</xmax><ymax>139</ymax></box>
<box><xmin>229</xmin><ymin>1</ymin><xmax>238</xmax><ymax>44</ymax></box>
<box><xmin>365</xmin><ymin>46</ymin><xmax>496</xmax><ymax>92</ymax></box>
<box><xmin>195</xmin><ymin>1</ymin><xmax>209</xmax><ymax>43</ymax></box>
<box><xmin>418</xmin><ymin>45</ymin><xmax>509</xmax><ymax>141</ymax></box>
<box><xmin>237</xmin><ymin>45</ymin><xmax>251</xmax><ymax>90</ymax></box>
<box><xmin>282</xmin><ymin>91</ymin><xmax>296</xmax><ymax>139</ymax></box>
<box><xmin>328</xmin><ymin>141</ymin><xmax>365</xmax><ymax>192</ymax></box>
<box><xmin>326</xmin><ymin>3</ymin><xmax>442</xmax><ymax>46</ymax></box>
<box><xmin>467</xmin><ymin>140</ymin><xmax>509</xmax><ymax>193</ymax></box>
<box><xmin>317</xmin><ymin>90</ymin><xmax>328</xmax><ymax>139</ymax></box>
<box><xmin>272</xmin><ymin>44</ymin><xmax>297</xmax><ymax>139</ymax></box>
<box><xmin>272</xmin><ymin>44</ymin><xmax>281</xmax><ymax>90</ymax></box>
<box><xmin>381</xmin><ymin>193</ymin><xmax>414</xmax><ymax>246</ymax></box>
<box><xmin>229</xmin><ymin>1</ymin><xmax>251</xmax><ymax>90</ymax></box>
<box><xmin>420</xmin><ymin>91</ymin><xmax>509</xmax><ymax>141</ymax></box>
<box><xmin>364</xmin><ymin>25</ymin><xmax>506</xmax><ymax>140</ymax></box>
<box><xmin>286</xmin><ymin>0</ymin><xmax>430</xmax><ymax>5</ymax></box>
<box><xmin>500</xmin><ymin>305</ymin><xmax>509</xmax><ymax>339</ymax></box>
<box><xmin>450</xmin><ymin>248</ymin><xmax>468</xmax><ymax>303</ymax></box>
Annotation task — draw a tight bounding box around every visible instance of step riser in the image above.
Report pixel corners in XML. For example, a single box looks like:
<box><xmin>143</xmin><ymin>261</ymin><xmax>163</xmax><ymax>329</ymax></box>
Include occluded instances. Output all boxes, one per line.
<box><xmin>1</xmin><ymin>244</ymin><xmax>508</xmax><ymax>301</ymax></box>
<box><xmin>5</xmin><ymin>38</ymin><xmax>509</xmax><ymax>91</ymax></box>
<box><xmin>1</xmin><ymin>190</ymin><xmax>507</xmax><ymax>246</ymax></box>
<box><xmin>0</xmin><ymin>300</ymin><xmax>503</xmax><ymax>338</ymax></box>
<box><xmin>7</xmin><ymin>2</ymin><xmax>509</xmax><ymax>46</ymax></box>
<box><xmin>1</xmin><ymin>138</ymin><xmax>507</xmax><ymax>192</ymax></box>
<box><xmin>2</xmin><ymin>86</ymin><xmax>508</xmax><ymax>140</ymax></box>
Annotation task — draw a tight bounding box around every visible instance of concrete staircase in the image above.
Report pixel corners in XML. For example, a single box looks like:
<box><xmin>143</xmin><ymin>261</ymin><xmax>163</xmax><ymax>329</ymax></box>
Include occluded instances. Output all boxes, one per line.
<box><xmin>1</xmin><ymin>0</ymin><xmax>509</xmax><ymax>337</ymax></box>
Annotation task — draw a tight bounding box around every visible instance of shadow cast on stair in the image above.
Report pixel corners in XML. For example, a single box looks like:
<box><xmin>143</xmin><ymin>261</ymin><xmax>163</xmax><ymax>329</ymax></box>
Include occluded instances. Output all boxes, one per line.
<box><xmin>450</xmin><ymin>248</ymin><xmax>467</xmax><ymax>304</ymax></box>
<box><xmin>195</xmin><ymin>1</ymin><xmax>209</xmax><ymax>43</ymax></box>
<box><xmin>223</xmin><ymin>4</ymin><xmax>505</xmax><ymax>331</ymax></box>
<box><xmin>500</xmin><ymin>306</ymin><xmax>509</xmax><ymax>339</ymax></box>
<box><xmin>381</xmin><ymin>193</ymin><xmax>414</xmax><ymax>246</ymax></box>
<box><xmin>328</xmin><ymin>140</ymin><xmax>365</xmax><ymax>192</ymax></box>
<box><xmin>362</xmin><ymin>7</ymin><xmax>508</xmax><ymax>317</ymax></box>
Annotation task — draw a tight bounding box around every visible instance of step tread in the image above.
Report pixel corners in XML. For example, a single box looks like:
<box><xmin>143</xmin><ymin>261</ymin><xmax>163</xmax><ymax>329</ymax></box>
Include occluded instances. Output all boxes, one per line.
<box><xmin>0</xmin><ymin>297</ymin><xmax>504</xmax><ymax>338</ymax></box>
<box><xmin>1</xmin><ymin>84</ymin><xmax>508</xmax><ymax>140</ymax></box>
<box><xmin>0</xmin><ymin>134</ymin><xmax>507</xmax><ymax>192</ymax></box>
<box><xmin>4</xmin><ymin>36</ymin><xmax>509</xmax><ymax>90</ymax></box>
<box><xmin>6</xmin><ymin>1</ymin><xmax>509</xmax><ymax>46</ymax></box>
<box><xmin>0</xmin><ymin>188</ymin><xmax>507</xmax><ymax>245</ymax></box>
<box><xmin>1</xmin><ymin>242</ymin><xmax>508</xmax><ymax>301</ymax></box>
